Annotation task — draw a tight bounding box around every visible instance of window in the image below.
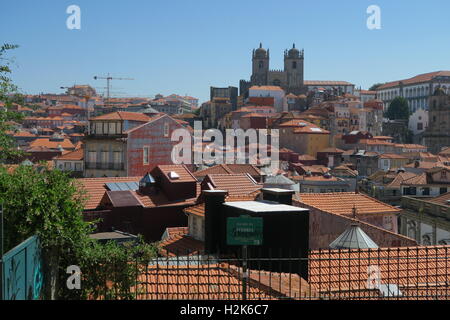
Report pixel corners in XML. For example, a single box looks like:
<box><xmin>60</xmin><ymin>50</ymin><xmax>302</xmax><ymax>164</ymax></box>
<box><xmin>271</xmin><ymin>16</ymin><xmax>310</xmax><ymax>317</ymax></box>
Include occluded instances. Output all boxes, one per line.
<box><xmin>113</xmin><ymin>151</ymin><xmax>122</xmax><ymax>163</ymax></box>
<box><xmin>101</xmin><ymin>151</ymin><xmax>108</xmax><ymax>164</ymax></box>
<box><xmin>143</xmin><ymin>146</ymin><xmax>150</xmax><ymax>164</ymax></box>
<box><xmin>88</xmin><ymin>151</ymin><xmax>96</xmax><ymax>163</ymax></box>
<box><xmin>95</xmin><ymin>122</ymin><xmax>103</xmax><ymax>134</ymax></box>
<box><xmin>75</xmin><ymin>163</ymin><xmax>82</xmax><ymax>171</ymax></box>
<box><xmin>164</xmin><ymin>122</ymin><xmax>170</xmax><ymax>137</ymax></box>
<box><xmin>440</xmin><ymin>187</ymin><xmax>448</xmax><ymax>195</ymax></box>
<box><xmin>259</xmin><ymin>61</ymin><xmax>263</xmax><ymax>69</ymax></box>
<box><xmin>417</xmin><ymin>123</ymin><xmax>423</xmax><ymax>130</ymax></box>
<box><xmin>292</xmin><ymin>61</ymin><xmax>297</xmax><ymax>69</ymax></box>
<box><xmin>422</xmin><ymin>187</ymin><xmax>430</xmax><ymax>196</ymax></box>
<box><xmin>109</xmin><ymin>122</ymin><xmax>116</xmax><ymax>134</ymax></box>
<box><xmin>64</xmin><ymin>162</ymin><xmax>72</xmax><ymax>170</ymax></box>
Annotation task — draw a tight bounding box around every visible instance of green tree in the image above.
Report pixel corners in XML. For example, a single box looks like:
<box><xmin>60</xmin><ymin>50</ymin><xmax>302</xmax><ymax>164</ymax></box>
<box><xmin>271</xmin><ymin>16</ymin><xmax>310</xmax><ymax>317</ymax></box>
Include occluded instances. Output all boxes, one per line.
<box><xmin>385</xmin><ymin>96</ymin><xmax>410</xmax><ymax>120</ymax></box>
<box><xmin>0</xmin><ymin>44</ymin><xmax>25</xmax><ymax>162</ymax></box>
<box><xmin>0</xmin><ymin>165</ymin><xmax>93</xmax><ymax>299</ymax></box>
<box><xmin>0</xmin><ymin>165</ymin><xmax>157</xmax><ymax>299</ymax></box>
<box><xmin>369</xmin><ymin>83</ymin><xmax>383</xmax><ymax>91</ymax></box>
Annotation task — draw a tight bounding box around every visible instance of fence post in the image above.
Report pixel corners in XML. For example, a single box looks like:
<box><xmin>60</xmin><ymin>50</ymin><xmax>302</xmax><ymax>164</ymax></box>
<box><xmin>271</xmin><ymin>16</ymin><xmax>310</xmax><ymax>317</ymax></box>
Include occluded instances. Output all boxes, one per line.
<box><xmin>242</xmin><ymin>245</ymin><xmax>247</xmax><ymax>300</ymax></box>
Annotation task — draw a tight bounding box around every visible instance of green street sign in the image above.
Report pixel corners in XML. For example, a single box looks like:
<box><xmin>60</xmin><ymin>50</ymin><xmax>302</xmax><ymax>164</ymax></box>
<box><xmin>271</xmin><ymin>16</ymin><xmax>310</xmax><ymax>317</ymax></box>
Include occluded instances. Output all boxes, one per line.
<box><xmin>226</xmin><ymin>215</ymin><xmax>263</xmax><ymax>246</ymax></box>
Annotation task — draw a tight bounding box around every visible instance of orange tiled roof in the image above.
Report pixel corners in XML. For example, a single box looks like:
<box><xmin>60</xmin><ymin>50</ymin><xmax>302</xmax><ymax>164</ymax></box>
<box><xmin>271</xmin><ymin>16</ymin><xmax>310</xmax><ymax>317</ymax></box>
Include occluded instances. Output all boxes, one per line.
<box><xmin>193</xmin><ymin>164</ymin><xmax>262</xmax><ymax>178</ymax></box>
<box><xmin>249</xmin><ymin>85</ymin><xmax>284</xmax><ymax>91</ymax></box>
<box><xmin>378</xmin><ymin>153</ymin><xmax>408</xmax><ymax>159</ymax></box>
<box><xmin>11</xmin><ymin>131</ymin><xmax>36</xmax><ymax>137</ymax></box>
<box><xmin>54</xmin><ymin>148</ymin><xmax>83</xmax><ymax>161</ymax></box>
<box><xmin>159</xmin><ymin>227</ymin><xmax>204</xmax><ymax>257</ymax></box>
<box><xmin>132</xmin><ymin>186</ymin><xmax>199</xmax><ymax>208</ymax></box>
<box><xmin>386</xmin><ymin>172</ymin><xmax>419</xmax><ymax>188</ymax></box>
<box><xmin>135</xmin><ymin>262</ymin><xmax>315</xmax><ymax>300</ymax></box>
<box><xmin>296</xmin><ymin>192</ymin><xmax>400</xmax><ymax>216</ymax></box>
<box><xmin>309</xmin><ymin>245</ymin><xmax>450</xmax><ymax>299</ymax></box>
<box><xmin>90</xmin><ymin>111</ymin><xmax>151</xmax><ymax>122</ymax></box>
<box><xmin>204</xmin><ymin>174</ymin><xmax>261</xmax><ymax>197</ymax></box>
<box><xmin>184</xmin><ymin>194</ymin><xmax>260</xmax><ymax>218</ymax></box>
<box><xmin>77</xmin><ymin>176</ymin><xmax>141</xmax><ymax>210</ymax></box>
<box><xmin>401</xmin><ymin>173</ymin><xmax>428</xmax><ymax>185</ymax></box>
<box><xmin>293</xmin><ymin>175</ymin><xmax>340</xmax><ymax>182</ymax></box>
<box><xmin>439</xmin><ymin>147</ymin><xmax>450</xmax><ymax>156</ymax></box>
<box><xmin>29</xmin><ymin>138</ymin><xmax>75</xmax><ymax>150</ymax></box>
<box><xmin>156</xmin><ymin>164</ymin><xmax>198</xmax><ymax>183</ymax></box>
<box><xmin>428</xmin><ymin>192</ymin><xmax>450</xmax><ymax>206</ymax></box>
<box><xmin>377</xmin><ymin>71</ymin><xmax>450</xmax><ymax>90</ymax></box>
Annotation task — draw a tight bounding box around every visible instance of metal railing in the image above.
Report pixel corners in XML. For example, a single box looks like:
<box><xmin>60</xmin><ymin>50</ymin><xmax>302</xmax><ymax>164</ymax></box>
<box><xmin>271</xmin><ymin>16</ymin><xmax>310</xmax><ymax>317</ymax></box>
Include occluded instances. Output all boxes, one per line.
<box><xmin>89</xmin><ymin>246</ymin><xmax>450</xmax><ymax>300</ymax></box>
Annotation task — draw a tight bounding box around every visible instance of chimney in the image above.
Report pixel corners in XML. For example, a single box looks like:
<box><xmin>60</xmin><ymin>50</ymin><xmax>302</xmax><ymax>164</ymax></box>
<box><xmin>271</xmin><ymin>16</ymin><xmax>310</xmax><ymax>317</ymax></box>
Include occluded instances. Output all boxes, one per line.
<box><xmin>203</xmin><ymin>190</ymin><xmax>228</xmax><ymax>254</ymax></box>
<box><xmin>261</xmin><ymin>188</ymin><xmax>295</xmax><ymax>205</ymax></box>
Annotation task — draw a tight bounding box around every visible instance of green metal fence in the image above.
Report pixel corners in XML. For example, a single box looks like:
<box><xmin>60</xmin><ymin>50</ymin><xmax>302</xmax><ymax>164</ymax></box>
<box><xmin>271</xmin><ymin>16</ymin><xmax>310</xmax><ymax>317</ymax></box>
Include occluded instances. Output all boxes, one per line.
<box><xmin>1</xmin><ymin>235</ymin><xmax>44</xmax><ymax>300</ymax></box>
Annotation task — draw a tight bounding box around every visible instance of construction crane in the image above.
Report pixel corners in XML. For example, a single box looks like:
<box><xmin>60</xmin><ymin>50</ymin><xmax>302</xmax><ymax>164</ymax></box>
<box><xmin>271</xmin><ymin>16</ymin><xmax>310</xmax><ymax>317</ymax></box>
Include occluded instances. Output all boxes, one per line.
<box><xmin>93</xmin><ymin>73</ymin><xmax>134</xmax><ymax>107</ymax></box>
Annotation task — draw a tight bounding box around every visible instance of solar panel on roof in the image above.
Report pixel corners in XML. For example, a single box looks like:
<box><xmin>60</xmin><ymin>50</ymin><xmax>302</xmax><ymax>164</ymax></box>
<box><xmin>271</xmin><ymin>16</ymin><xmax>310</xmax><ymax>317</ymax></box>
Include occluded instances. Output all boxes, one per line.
<box><xmin>105</xmin><ymin>182</ymin><xmax>139</xmax><ymax>191</ymax></box>
<box><xmin>116</xmin><ymin>182</ymin><xmax>128</xmax><ymax>191</ymax></box>
<box><xmin>125</xmin><ymin>182</ymin><xmax>139</xmax><ymax>190</ymax></box>
<box><xmin>105</xmin><ymin>183</ymin><xmax>121</xmax><ymax>191</ymax></box>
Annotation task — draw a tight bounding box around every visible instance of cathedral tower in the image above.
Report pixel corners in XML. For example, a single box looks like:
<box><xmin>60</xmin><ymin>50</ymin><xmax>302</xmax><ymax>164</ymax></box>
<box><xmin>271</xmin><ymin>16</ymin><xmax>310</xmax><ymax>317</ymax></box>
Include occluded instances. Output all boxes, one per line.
<box><xmin>251</xmin><ymin>43</ymin><xmax>269</xmax><ymax>86</ymax></box>
<box><xmin>284</xmin><ymin>43</ymin><xmax>304</xmax><ymax>94</ymax></box>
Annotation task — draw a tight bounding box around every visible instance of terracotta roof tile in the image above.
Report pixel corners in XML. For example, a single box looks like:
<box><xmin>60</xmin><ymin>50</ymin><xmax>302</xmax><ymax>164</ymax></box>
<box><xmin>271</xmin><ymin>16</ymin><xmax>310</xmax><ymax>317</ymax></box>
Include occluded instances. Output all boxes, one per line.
<box><xmin>90</xmin><ymin>111</ymin><xmax>151</xmax><ymax>122</ymax></box>
<box><xmin>53</xmin><ymin>148</ymin><xmax>83</xmax><ymax>161</ymax></box>
<box><xmin>135</xmin><ymin>262</ymin><xmax>315</xmax><ymax>300</ymax></box>
<box><xmin>377</xmin><ymin>71</ymin><xmax>450</xmax><ymax>90</ymax></box>
<box><xmin>309</xmin><ymin>246</ymin><xmax>450</xmax><ymax>299</ymax></box>
<box><xmin>204</xmin><ymin>174</ymin><xmax>262</xmax><ymax>197</ymax></box>
<box><xmin>77</xmin><ymin>176</ymin><xmax>141</xmax><ymax>210</ymax></box>
<box><xmin>156</xmin><ymin>164</ymin><xmax>198</xmax><ymax>183</ymax></box>
<box><xmin>428</xmin><ymin>192</ymin><xmax>450</xmax><ymax>206</ymax></box>
<box><xmin>29</xmin><ymin>138</ymin><xmax>75</xmax><ymax>150</ymax></box>
<box><xmin>296</xmin><ymin>192</ymin><xmax>400</xmax><ymax>216</ymax></box>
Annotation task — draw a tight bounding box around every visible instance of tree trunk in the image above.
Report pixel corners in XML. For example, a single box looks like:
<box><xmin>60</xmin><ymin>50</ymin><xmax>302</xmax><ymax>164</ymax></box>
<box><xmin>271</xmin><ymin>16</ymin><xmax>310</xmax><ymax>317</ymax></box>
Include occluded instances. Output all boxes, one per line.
<box><xmin>42</xmin><ymin>247</ymin><xmax>60</xmax><ymax>300</ymax></box>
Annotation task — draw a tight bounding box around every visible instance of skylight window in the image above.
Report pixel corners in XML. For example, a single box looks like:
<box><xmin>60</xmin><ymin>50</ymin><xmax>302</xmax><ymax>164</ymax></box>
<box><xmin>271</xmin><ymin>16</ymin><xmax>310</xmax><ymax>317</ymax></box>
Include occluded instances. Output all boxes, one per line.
<box><xmin>168</xmin><ymin>171</ymin><xmax>180</xmax><ymax>179</ymax></box>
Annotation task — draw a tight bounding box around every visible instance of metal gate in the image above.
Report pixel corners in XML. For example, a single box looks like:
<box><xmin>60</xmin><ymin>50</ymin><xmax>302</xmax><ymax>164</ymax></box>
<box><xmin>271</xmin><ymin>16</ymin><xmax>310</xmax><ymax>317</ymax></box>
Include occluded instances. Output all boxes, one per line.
<box><xmin>1</xmin><ymin>235</ymin><xmax>44</xmax><ymax>300</ymax></box>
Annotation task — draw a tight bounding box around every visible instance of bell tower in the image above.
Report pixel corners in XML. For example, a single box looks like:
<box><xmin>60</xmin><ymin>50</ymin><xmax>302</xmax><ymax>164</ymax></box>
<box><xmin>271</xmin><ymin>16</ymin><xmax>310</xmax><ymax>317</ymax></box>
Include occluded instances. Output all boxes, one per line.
<box><xmin>251</xmin><ymin>43</ymin><xmax>269</xmax><ymax>86</ymax></box>
<box><xmin>284</xmin><ymin>43</ymin><xmax>304</xmax><ymax>94</ymax></box>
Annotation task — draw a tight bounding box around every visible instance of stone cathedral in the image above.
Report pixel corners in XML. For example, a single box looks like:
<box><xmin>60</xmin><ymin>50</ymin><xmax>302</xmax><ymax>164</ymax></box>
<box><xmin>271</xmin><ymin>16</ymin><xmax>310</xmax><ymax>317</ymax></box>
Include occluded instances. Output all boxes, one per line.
<box><xmin>240</xmin><ymin>43</ymin><xmax>306</xmax><ymax>97</ymax></box>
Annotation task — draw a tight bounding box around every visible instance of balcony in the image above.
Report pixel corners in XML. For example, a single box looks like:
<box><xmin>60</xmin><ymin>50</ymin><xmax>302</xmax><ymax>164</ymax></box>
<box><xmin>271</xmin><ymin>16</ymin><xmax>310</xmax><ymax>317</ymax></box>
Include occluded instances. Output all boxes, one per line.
<box><xmin>85</xmin><ymin>162</ymin><xmax>124</xmax><ymax>170</ymax></box>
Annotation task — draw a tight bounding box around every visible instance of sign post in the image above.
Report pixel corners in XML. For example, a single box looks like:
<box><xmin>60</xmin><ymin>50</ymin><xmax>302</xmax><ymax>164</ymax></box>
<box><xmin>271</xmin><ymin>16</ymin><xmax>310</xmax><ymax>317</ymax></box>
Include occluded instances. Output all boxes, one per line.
<box><xmin>226</xmin><ymin>215</ymin><xmax>263</xmax><ymax>300</ymax></box>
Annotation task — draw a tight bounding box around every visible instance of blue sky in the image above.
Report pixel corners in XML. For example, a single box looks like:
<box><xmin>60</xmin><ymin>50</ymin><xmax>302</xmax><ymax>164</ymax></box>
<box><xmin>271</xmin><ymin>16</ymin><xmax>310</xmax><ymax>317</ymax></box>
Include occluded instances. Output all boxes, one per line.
<box><xmin>1</xmin><ymin>0</ymin><xmax>449</xmax><ymax>103</ymax></box>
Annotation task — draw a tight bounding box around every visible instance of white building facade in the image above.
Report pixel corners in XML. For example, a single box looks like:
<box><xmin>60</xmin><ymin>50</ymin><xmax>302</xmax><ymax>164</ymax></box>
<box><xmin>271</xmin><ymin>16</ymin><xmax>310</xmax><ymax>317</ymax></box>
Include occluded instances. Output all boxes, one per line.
<box><xmin>376</xmin><ymin>71</ymin><xmax>450</xmax><ymax>112</ymax></box>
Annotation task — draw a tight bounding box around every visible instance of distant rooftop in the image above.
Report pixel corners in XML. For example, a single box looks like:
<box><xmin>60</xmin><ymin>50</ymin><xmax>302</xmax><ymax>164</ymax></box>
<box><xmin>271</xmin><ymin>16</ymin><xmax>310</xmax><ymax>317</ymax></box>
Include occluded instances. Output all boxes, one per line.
<box><xmin>223</xmin><ymin>200</ymin><xmax>308</xmax><ymax>213</ymax></box>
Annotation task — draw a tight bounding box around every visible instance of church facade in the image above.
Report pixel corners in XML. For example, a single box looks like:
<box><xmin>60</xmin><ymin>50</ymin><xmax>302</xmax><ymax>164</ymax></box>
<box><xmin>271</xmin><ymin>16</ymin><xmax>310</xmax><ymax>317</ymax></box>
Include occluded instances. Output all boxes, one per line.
<box><xmin>240</xmin><ymin>43</ymin><xmax>306</xmax><ymax>97</ymax></box>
